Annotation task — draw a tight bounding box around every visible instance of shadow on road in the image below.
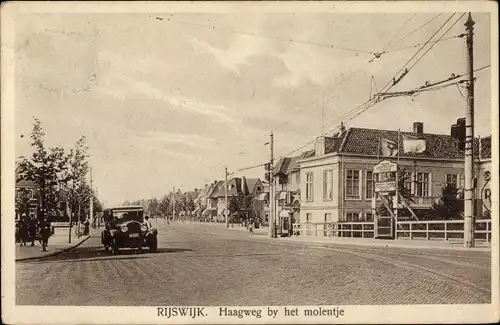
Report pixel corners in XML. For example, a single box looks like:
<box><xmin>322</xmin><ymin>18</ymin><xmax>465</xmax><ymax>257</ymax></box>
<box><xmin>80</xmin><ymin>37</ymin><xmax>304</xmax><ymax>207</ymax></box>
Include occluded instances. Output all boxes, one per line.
<box><xmin>19</xmin><ymin>245</ymin><xmax>194</xmax><ymax>264</ymax></box>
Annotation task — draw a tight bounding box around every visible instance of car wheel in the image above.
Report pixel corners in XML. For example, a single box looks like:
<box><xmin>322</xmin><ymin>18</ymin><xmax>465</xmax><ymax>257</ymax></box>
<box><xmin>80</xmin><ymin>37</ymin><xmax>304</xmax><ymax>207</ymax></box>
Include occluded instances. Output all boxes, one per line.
<box><xmin>111</xmin><ymin>238</ymin><xmax>119</xmax><ymax>255</ymax></box>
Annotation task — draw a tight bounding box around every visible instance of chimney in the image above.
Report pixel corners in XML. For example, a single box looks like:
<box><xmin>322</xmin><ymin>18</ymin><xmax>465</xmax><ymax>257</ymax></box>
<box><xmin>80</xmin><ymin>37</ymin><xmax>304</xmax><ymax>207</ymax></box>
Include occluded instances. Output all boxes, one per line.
<box><xmin>315</xmin><ymin>136</ymin><xmax>326</xmax><ymax>156</ymax></box>
<box><xmin>451</xmin><ymin>118</ymin><xmax>466</xmax><ymax>150</ymax></box>
<box><xmin>413</xmin><ymin>122</ymin><xmax>424</xmax><ymax>134</ymax></box>
<box><xmin>240</xmin><ymin>176</ymin><xmax>248</xmax><ymax>194</ymax></box>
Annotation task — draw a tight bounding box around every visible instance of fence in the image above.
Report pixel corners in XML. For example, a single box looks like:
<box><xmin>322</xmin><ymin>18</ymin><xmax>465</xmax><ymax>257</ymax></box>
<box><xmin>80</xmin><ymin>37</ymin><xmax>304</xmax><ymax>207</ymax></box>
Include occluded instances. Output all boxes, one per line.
<box><xmin>292</xmin><ymin>222</ymin><xmax>375</xmax><ymax>238</ymax></box>
<box><xmin>292</xmin><ymin>219</ymin><xmax>491</xmax><ymax>242</ymax></box>
<box><xmin>396</xmin><ymin>219</ymin><xmax>491</xmax><ymax>242</ymax></box>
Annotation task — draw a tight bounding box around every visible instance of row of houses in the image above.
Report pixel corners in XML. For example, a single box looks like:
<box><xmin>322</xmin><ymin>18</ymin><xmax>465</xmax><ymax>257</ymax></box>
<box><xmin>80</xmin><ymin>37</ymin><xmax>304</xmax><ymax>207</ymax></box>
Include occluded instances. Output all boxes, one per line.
<box><xmin>186</xmin><ymin>118</ymin><xmax>492</xmax><ymax>232</ymax></box>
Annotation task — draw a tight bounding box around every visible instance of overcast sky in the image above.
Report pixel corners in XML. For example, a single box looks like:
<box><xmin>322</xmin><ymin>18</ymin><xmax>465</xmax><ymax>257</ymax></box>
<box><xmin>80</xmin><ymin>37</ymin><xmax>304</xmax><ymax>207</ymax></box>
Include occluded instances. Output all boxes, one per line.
<box><xmin>14</xmin><ymin>11</ymin><xmax>492</xmax><ymax>206</ymax></box>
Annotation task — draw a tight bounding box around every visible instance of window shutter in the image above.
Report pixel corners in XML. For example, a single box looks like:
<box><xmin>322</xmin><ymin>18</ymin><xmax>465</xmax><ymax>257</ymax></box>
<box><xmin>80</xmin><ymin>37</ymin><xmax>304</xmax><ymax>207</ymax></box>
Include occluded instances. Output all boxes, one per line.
<box><xmin>428</xmin><ymin>173</ymin><xmax>432</xmax><ymax>197</ymax></box>
<box><xmin>358</xmin><ymin>170</ymin><xmax>363</xmax><ymax>199</ymax></box>
<box><xmin>411</xmin><ymin>172</ymin><xmax>415</xmax><ymax>195</ymax></box>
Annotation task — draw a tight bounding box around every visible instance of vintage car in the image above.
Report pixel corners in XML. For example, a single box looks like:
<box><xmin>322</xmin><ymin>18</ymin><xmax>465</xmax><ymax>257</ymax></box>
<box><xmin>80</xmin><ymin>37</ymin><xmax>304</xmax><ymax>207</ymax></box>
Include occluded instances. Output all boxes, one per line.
<box><xmin>101</xmin><ymin>206</ymin><xmax>158</xmax><ymax>254</ymax></box>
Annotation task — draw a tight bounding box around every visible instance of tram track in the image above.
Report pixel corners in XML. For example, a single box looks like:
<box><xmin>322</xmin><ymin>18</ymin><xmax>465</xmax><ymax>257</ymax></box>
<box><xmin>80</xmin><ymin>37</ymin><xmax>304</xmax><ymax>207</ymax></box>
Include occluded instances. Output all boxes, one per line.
<box><xmin>175</xmin><ymin>226</ymin><xmax>491</xmax><ymax>296</ymax></box>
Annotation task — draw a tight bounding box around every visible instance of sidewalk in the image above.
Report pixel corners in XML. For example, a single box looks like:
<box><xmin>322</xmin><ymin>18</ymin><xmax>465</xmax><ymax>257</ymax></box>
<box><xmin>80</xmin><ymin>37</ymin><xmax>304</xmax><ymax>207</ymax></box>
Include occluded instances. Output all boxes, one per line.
<box><xmin>183</xmin><ymin>222</ymin><xmax>491</xmax><ymax>252</ymax></box>
<box><xmin>15</xmin><ymin>227</ymin><xmax>99</xmax><ymax>261</ymax></box>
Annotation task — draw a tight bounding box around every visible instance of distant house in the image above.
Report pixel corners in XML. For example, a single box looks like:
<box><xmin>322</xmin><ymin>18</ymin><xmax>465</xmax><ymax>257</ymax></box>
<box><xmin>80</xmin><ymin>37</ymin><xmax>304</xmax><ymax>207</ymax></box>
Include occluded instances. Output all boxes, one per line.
<box><xmin>15</xmin><ymin>165</ymin><xmax>40</xmax><ymax>220</ymax></box>
<box><xmin>205</xmin><ymin>177</ymin><xmax>264</xmax><ymax>221</ymax></box>
<box><xmin>297</xmin><ymin>120</ymin><xmax>492</xmax><ymax>225</ymax></box>
<box><xmin>273</xmin><ymin>151</ymin><xmax>315</xmax><ymax>226</ymax></box>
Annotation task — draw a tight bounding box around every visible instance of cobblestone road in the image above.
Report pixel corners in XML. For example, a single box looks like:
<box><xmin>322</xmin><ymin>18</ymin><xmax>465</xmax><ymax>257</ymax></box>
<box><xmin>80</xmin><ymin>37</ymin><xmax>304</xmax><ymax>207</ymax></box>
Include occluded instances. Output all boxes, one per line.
<box><xmin>16</xmin><ymin>222</ymin><xmax>491</xmax><ymax>305</ymax></box>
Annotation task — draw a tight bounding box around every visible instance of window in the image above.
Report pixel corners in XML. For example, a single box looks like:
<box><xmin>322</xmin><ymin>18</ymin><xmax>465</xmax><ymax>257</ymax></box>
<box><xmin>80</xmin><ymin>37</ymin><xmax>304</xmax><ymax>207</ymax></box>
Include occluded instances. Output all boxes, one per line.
<box><xmin>345</xmin><ymin>212</ymin><xmax>359</xmax><ymax>222</ymax></box>
<box><xmin>306</xmin><ymin>213</ymin><xmax>312</xmax><ymax>223</ymax></box>
<box><xmin>446</xmin><ymin>174</ymin><xmax>458</xmax><ymax>186</ymax></box>
<box><xmin>458</xmin><ymin>174</ymin><xmax>465</xmax><ymax>188</ymax></box>
<box><xmin>256</xmin><ymin>186</ymin><xmax>262</xmax><ymax>192</ymax></box>
<box><xmin>305</xmin><ymin>173</ymin><xmax>314</xmax><ymax>201</ymax></box>
<box><xmin>403</xmin><ymin>171</ymin><xmax>412</xmax><ymax>192</ymax></box>
<box><xmin>28</xmin><ymin>189</ymin><xmax>34</xmax><ymax>199</ymax></box>
<box><xmin>323</xmin><ymin>170</ymin><xmax>333</xmax><ymax>200</ymax></box>
<box><xmin>345</xmin><ymin>169</ymin><xmax>361</xmax><ymax>199</ymax></box>
<box><xmin>365</xmin><ymin>171</ymin><xmax>374</xmax><ymax>199</ymax></box>
<box><xmin>416</xmin><ymin>172</ymin><xmax>430</xmax><ymax>197</ymax></box>
<box><xmin>365</xmin><ymin>212</ymin><xmax>373</xmax><ymax>222</ymax></box>
<box><xmin>324</xmin><ymin>213</ymin><xmax>332</xmax><ymax>222</ymax></box>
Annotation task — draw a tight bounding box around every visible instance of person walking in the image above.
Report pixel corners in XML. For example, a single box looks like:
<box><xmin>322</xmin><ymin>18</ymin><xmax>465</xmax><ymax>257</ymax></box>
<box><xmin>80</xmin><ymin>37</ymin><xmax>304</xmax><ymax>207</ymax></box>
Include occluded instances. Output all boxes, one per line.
<box><xmin>142</xmin><ymin>215</ymin><xmax>152</xmax><ymax>231</ymax></box>
<box><xmin>249</xmin><ymin>217</ymin><xmax>254</xmax><ymax>234</ymax></box>
<box><xmin>40</xmin><ymin>214</ymin><xmax>52</xmax><ymax>252</ymax></box>
<box><xmin>27</xmin><ymin>216</ymin><xmax>37</xmax><ymax>247</ymax></box>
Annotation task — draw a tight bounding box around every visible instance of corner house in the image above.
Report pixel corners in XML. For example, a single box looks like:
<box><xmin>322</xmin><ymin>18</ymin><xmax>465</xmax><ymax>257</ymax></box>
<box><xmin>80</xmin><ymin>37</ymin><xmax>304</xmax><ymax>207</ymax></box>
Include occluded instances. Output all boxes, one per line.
<box><xmin>298</xmin><ymin>120</ymin><xmax>491</xmax><ymax>227</ymax></box>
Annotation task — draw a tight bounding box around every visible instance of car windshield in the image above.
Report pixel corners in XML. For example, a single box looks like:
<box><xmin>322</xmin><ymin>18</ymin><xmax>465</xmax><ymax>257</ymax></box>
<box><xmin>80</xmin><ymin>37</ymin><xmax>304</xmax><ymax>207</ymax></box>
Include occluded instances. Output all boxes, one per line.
<box><xmin>112</xmin><ymin>209</ymin><xmax>144</xmax><ymax>223</ymax></box>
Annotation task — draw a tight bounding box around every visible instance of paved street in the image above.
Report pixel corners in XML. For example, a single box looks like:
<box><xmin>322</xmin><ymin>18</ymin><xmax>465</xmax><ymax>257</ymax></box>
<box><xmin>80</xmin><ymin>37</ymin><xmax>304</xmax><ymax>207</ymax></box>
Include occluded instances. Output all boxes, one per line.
<box><xmin>16</xmin><ymin>222</ymin><xmax>491</xmax><ymax>306</ymax></box>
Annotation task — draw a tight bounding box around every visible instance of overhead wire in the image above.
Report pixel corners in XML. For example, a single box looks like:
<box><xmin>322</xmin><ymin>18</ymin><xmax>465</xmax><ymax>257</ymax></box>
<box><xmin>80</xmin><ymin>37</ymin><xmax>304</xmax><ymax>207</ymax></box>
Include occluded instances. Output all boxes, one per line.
<box><xmin>179</xmin><ymin>13</ymin><xmax>477</xmax><ymax>176</ymax></box>
<box><xmin>156</xmin><ymin>14</ymin><xmax>373</xmax><ymax>55</ymax></box>
<box><xmin>387</xmin><ymin>13</ymin><xmax>444</xmax><ymax>50</ymax></box>
<box><xmin>405</xmin><ymin>13</ymin><xmax>466</xmax><ymax>73</ymax></box>
<box><xmin>381</xmin><ymin>14</ymin><xmax>416</xmax><ymax>52</ymax></box>
<box><xmin>378</xmin><ymin>13</ymin><xmax>458</xmax><ymax>95</ymax></box>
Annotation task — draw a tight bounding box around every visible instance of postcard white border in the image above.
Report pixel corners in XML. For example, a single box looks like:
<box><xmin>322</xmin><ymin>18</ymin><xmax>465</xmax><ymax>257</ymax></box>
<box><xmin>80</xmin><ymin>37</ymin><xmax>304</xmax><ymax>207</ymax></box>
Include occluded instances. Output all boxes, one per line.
<box><xmin>1</xmin><ymin>1</ymin><xmax>499</xmax><ymax>324</ymax></box>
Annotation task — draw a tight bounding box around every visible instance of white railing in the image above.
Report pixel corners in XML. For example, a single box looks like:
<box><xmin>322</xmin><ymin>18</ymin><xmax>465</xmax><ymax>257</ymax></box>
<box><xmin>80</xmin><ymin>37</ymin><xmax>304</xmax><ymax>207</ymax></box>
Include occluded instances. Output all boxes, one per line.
<box><xmin>292</xmin><ymin>222</ymin><xmax>375</xmax><ymax>238</ymax></box>
<box><xmin>411</xmin><ymin>196</ymin><xmax>439</xmax><ymax>206</ymax></box>
<box><xmin>292</xmin><ymin>219</ymin><xmax>491</xmax><ymax>243</ymax></box>
<box><xmin>51</xmin><ymin>222</ymin><xmax>70</xmax><ymax>228</ymax></box>
<box><xmin>396</xmin><ymin>219</ymin><xmax>491</xmax><ymax>242</ymax></box>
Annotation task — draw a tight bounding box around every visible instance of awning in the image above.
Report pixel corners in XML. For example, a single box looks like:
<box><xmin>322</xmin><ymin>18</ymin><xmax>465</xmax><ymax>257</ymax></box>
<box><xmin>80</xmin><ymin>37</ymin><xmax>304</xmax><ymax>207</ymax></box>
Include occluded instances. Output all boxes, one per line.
<box><xmin>279</xmin><ymin>191</ymin><xmax>288</xmax><ymax>200</ymax></box>
<box><xmin>202</xmin><ymin>208</ymin><xmax>217</xmax><ymax>216</ymax></box>
<box><xmin>257</xmin><ymin>192</ymin><xmax>269</xmax><ymax>201</ymax></box>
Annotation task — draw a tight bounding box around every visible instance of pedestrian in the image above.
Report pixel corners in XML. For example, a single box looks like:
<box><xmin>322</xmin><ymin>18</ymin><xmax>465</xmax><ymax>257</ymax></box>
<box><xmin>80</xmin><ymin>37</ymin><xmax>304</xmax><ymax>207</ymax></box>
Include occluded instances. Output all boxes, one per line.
<box><xmin>84</xmin><ymin>218</ymin><xmax>90</xmax><ymax>235</ymax></box>
<box><xmin>27</xmin><ymin>216</ymin><xmax>37</xmax><ymax>247</ymax></box>
<box><xmin>142</xmin><ymin>215</ymin><xmax>152</xmax><ymax>231</ymax></box>
<box><xmin>249</xmin><ymin>217</ymin><xmax>254</xmax><ymax>234</ymax></box>
<box><xmin>40</xmin><ymin>214</ymin><xmax>51</xmax><ymax>252</ymax></box>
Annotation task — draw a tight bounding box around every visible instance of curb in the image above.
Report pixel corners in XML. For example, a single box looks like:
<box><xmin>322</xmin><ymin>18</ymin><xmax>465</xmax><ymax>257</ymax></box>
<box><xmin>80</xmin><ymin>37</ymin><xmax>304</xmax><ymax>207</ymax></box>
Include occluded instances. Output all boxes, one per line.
<box><xmin>174</xmin><ymin>225</ymin><xmax>491</xmax><ymax>252</ymax></box>
<box><xmin>15</xmin><ymin>235</ymin><xmax>92</xmax><ymax>262</ymax></box>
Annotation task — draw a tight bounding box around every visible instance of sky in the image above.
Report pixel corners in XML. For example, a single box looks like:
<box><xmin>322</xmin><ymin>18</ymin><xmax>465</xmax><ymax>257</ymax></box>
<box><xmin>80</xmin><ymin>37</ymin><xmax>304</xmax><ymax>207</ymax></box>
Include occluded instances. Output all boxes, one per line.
<box><xmin>14</xmin><ymin>11</ymin><xmax>492</xmax><ymax>207</ymax></box>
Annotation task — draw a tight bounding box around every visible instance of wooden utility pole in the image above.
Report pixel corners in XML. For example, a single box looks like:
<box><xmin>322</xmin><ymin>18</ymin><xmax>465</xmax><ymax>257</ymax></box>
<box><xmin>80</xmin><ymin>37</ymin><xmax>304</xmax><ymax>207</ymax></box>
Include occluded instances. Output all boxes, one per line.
<box><xmin>172</xmin><ymin>186</ymin><xmax>175</xmax><ymax>222</ymax></box>
<box><xmin>225</xmin><ymin>167</ymin><xmax>229</xmax><ymax>228</ymax></box>
<box><xmin>89</xmin><ymin>166</ymin><xmax>93</xmax><ymax>229</ymax></box>
<box><xmin>269</xmin><ymin>131</ymin><xmax>276</xmax><ymax>238</ymax></box>
<box><xmin>464</xmin><ymin>13</ymin><xmax>476</xmax><ymax>248</ymax></box>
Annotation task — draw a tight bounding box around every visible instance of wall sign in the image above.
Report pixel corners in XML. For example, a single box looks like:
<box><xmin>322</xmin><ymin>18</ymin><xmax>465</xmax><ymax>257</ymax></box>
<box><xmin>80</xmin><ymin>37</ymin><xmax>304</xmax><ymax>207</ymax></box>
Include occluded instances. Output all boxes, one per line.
<box><xmin>481</xmin><ymin>171</ymin><xmax>491</xmax><ymax>212</ymax></box>
<box><xmin>375</xmin><ymin>181</ymin><xmax>397</xmax><ymax>193</ymax></box>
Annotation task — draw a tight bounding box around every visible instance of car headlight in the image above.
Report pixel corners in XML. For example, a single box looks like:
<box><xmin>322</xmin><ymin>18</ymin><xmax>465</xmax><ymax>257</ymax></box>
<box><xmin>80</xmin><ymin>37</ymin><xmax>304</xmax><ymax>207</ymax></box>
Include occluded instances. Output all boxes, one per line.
<box><xmin>141</xmin><ymin>225</ymin><xmax>148</xmax><ymax>232</ymax></box>
<box><xmin>121</xmin><ymin>226</ymin><xmax>128</xmax><ymax>232</ymax></box>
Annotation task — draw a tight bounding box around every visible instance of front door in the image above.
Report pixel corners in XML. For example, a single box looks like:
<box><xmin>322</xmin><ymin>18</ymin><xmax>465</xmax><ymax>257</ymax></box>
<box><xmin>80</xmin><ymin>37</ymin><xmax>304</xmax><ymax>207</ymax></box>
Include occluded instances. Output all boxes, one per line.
<box><xmin>375</xmin><ymin>215</ymin><xmax>394</xmax><ymax>239</ymax></box>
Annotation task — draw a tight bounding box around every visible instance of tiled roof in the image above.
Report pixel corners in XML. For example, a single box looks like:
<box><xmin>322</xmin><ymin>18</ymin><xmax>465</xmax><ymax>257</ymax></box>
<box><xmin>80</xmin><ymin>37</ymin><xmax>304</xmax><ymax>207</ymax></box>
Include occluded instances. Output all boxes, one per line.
<box><xmin>277</xmin><ymin>151</ymin><xmax>315</xmax><ymax>174</ymax></box>
<box><xmin>274</xmin><ymin>157</ymin><xmax>291</xmax><ymax>175</ymax></box>
<box><xmin>209</xmin><ymin>177</ymin><xmax>262</xmax><ymax>197</ymax></box>
<box><xmin>245</xmin><ymin>178</ymin><xmax>262</xmax><ymax>194</ymax></box>
<box><xmin>339</xmin><ymin>127</ymin><xmax>482</xmax><ymax>159</ymax></box>
<box><xmin>325</xmin><ymin>137</ymin><xmax>343</xmax><ymax>155</ymax></box>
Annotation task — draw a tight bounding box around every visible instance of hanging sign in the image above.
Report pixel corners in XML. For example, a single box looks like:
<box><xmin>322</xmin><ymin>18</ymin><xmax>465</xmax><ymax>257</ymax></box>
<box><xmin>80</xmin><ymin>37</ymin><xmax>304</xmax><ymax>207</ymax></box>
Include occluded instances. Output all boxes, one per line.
<box><xmin>375</xmin><ymin>181</ymin><xmax>397</xmax><ymax>193</ymax></box>
<box><xmin>373</xmin><ymin>160</ymin><xmax>398</xmax><ymax>173</ymax></box>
